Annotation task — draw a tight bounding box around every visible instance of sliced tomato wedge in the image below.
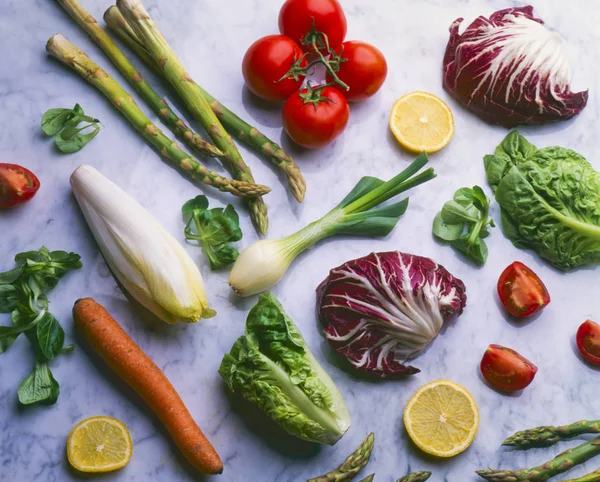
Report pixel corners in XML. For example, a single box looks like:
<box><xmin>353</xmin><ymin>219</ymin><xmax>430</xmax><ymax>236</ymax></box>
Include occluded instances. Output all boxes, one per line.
<box><xmin>497</xmin><ymin>261</ymin><xmax>550</xmax><ymax>318</ymax></box>
<box><xmin>576</xmin><ymin>320</ymin><xmax>600</xmax><ymax>366</ymax></box>
<box><xmin>480</xmin><ymin>344</ymin><xmax>538</xmax><ymax>392</ymax></box>
<box><xmin>0</xmin><ymin>163</ymin><xmax>40</xmax><ymax>209</ymax></box>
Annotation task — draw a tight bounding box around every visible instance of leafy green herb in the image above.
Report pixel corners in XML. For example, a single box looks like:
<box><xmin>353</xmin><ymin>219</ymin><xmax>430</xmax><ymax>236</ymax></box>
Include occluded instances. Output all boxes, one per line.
<box><xmin>182</xmin><ymin>195</ymin><xmax>243</xmax><ymax>270</ymax></box>
<box><xmin>41</xmin><ymin>103</ymin><xmax>101</xmax><ymax>153</ymax></box>
<box><xmin>17</xmin><ymin>359</ymin><xmax>60</xmax><ymax>405</ymax></box>
<box><xmin>432</xmin><ymin>186</ymin><xmax>495</xmax><ymax>265</ymax></box>
<box><xmin>0</xmin><ymin>247</ymin><xmax>82</xmax><ymax>405</ymax></box>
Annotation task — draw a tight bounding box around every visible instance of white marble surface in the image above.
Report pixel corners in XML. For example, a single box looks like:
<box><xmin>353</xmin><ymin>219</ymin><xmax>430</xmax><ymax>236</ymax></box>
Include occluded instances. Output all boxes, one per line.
<box><xmin>1</xmin><ymin>0</ymin><xmax>599</xmax><ymax>480</ymax></box>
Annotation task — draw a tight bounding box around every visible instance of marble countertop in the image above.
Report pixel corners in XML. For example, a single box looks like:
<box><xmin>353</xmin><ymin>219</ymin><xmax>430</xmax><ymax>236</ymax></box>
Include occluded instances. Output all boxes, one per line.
<box><xmin>1</xmin><ymin>0</ymin><xmax>599</xmax><ymax>480</ymax></box>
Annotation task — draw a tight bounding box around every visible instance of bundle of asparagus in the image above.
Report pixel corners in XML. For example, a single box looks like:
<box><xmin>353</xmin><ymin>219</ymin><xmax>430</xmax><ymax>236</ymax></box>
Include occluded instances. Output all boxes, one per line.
<box><xmin>46</xmin><ymin>35</ymin><xmax>268</xmax><ymax>197</ymax></box>
<box><xmin>477</xmin><ymin>420</ymin><xmax>600</xmax><ymax>482</ymax></box>
<box><xmin>52</xmin><ymin>0</ymin><xmax>306</xmax><ymax>234</ymax></box>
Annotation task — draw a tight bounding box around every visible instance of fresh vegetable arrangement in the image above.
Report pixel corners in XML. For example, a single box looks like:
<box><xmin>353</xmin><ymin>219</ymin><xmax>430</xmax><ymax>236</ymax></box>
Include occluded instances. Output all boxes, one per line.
<box><xmin>73</xmin><ymin>298</ymin><xmax>223</xmax><ymax>474</ymax></box>
<box><xmin>219</xmin><ymin>293</ymin><xmax>351</xmax><ymax>445</ymax></box>
<box><xmin>317</xmin><ymin>251</ymin><xmax>466</xmax><ymax>377</ymax></box>
<box><xmin>433</xmin><ymin>186</ymin><xmax>494</xmax><ymax>265</ymax></box>
<box><xmin>0</xmin><ymin>163</ymin><xmax>40</xmax><ymax>209</ymax></box>
<box><xmin>485</xmin><ymin>131</ymin><xmax>600</xmax><ymax>270</ymax></box>
<box><xmin>3</xmin><ymin>0</ymin><xmax>598</xmax><ymax>479</ymax></box>
<box><xmin>443</xmin><ymin>6</ymin><xmax>588</xmax><ymax>127</ymax></box>
<box><xmin>70</xmin><ymin>165</ymin><xmax>215</xmax><ymax>324</ymax></box>
<box><xmin>242</xmin><ymin>0</ymin><xmax>388</xmax><ymax>148</ymax></box>
<box><xmin>229</xmin><ymin>154</ymin><xmax>435</xmax><ymax>296</ymax></box>
<box><xmin>41</xmin><ymin>104</ymin><xmax>102</xmax><ymax>153</ymax></box>
<box><xmin>0</xmin><ymin>247</ymin><xmax>81</xmax><ymax>405</ymax></box>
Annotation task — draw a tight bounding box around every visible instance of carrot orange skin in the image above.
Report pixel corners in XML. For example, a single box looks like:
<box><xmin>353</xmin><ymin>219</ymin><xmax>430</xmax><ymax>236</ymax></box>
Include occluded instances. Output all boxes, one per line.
<box><xmin>72</xmin><ymin>298</ymin><xmax>223</xmax><ymax>475</ymax></box>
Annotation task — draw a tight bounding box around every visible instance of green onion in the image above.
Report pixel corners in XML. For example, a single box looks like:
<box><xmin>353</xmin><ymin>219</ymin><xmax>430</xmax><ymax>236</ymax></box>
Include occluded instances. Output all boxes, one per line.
<box><xmin>229</xmin><ymin>153</ymin><xmax>435</xmax><ymax>296</ymax></box>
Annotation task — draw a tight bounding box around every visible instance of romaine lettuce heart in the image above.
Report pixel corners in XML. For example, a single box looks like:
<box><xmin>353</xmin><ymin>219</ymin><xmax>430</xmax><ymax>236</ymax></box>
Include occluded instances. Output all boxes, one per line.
<box><xmin>317</xmin><ymin>252</ymin><xmax>467</xmax><ymax>378</ymax></box>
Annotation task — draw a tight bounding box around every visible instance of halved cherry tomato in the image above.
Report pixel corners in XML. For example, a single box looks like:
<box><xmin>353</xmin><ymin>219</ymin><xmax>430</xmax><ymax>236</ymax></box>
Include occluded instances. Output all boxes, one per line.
<box><xmin>282</xmin><ymin>86</ymin><xmax>350</xmax><ymax>149</ymax></box>
<box><xmin>326</xmin><ymin>41</ymin><xmax>388</xmax><ymax>102</ymax></box>
<box><xmin>576</xmin><ymin>320</ymin><xmax>600</xmax><ymax>366</ymax></box>
<box><xmin>242</xmin><ymin>35</ymin><xmax>305</xmax><ymax>101</ymax></box>
<box><xmin>0</xmin><ymin>163</ymin><xmax>40</xmax><ymax>209</ymax></box>
<box><xmin>278</xmin><ymin>0</ymin><xmax>347</xmax><ymax>52</ymax></box>
<box><xmin>480</xmin><ymin>344</ymin><xmax>538</xmax><ymax>392</ymax></box>
<box><xmin>497</xmin><ymin>261</ymin><xmax>550</xmax><ymax>318</ymax></box>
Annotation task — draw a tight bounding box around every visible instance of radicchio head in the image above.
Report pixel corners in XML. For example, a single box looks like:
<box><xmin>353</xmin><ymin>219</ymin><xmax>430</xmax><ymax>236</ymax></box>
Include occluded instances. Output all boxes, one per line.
<box><xmin>317</xmin><ymin>252</ymin><xmax>466</xmax><ymax>378</ymax></box>
<box><xmin>442</xmin><ymin>6</ymin><xmax>588</xmax><ymax>127</ymax></box>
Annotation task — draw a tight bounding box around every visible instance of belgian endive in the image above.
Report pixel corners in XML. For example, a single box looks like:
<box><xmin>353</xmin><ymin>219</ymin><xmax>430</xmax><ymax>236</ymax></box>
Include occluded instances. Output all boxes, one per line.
<box><xmin>70</xmin><ymin>165</ymin><xmax>215</xmax><ymax>323</ymax></box>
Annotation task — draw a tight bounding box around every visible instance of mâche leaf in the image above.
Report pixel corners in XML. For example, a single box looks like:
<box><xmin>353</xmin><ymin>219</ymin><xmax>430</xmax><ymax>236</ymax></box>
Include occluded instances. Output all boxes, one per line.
<box><xmin>183</xmin><ymin>195</ymin><xmax>243</xmax><ymax>270</ymax></box>
<box><xmin>41</xmin><ymin>103</ymin><xmax>101</xmax><ymax>153</ymax></box>
<box><xmin>36</xmin><ymin>312</ymin><xmax>65</xmax><ymax>360</ymax></box>
<box><xmin>432</xmin><ymin>186</ymin><xmax>494</xmax><ymax>265</ymax></box>
<box><xmin>17</xmin><ymin>360</ymin><xmax>60</xmax><ymax>405</ymax></box>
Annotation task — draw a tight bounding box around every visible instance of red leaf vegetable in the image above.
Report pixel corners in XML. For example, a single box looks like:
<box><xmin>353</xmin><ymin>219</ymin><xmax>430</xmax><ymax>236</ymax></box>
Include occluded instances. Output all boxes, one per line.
<box><xmin>317</xmin><ymin>252</ymin><xmax>467</xmax><ymax>378</ymax></box>
<box><xmin>442</xmin><ymin>6</ymin><xmax>588</xmax><ymax>127</ymax></box>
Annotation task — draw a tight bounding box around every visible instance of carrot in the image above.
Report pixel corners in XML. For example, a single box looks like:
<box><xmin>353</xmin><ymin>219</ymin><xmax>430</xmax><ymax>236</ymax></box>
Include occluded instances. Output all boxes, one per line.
<box><xmin>72</xmin><ymin>298</ymin><xmax>223</xmax><ymax>475</ymax></box>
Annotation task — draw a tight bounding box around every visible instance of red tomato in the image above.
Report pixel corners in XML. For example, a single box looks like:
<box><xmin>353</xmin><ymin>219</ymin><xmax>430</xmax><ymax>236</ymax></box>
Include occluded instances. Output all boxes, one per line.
<box><xmin>278</xmin><ymin>0</ymin><xmax>347</xmax><ymax>52</ymax></box>
<box><xmin>242</xmin><ymin>35</ymin><xmax>305</xmax><ymax>101</ymax></box>
<box><xmin>0</xmin><ymin>163</ymin><xmax>40</xmax><ymax>209</ymax></box>
<box><xmin>576</xmin><ymin>320</ymin><xmax>600</xmax><ymax>365</ymax></box>
<box><xmin>282</xmin><ymin>86</ymin><xmax>350</xmax><ymax>149</ymax></box>
<box><xmin>497</xmin><ymin>261</ymin><xmax>550</xmax><ymax>318</ymax></box>
<box><xmin>326</xmin><ymin>41</ymin><xmax>388</xmax><ymax>102</ymax></box>
<box><xmin>480</xmin><ymin>344</ymin><xmax>538</xmax><ymax>392</ymax></box>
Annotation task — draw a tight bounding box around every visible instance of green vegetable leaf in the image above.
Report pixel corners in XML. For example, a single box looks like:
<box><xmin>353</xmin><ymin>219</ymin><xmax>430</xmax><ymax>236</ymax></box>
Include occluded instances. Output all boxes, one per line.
<box><xmin>0</xmin><ymin>267</ymin><xmax>24</xmax><ymax>285</ymax></box>
<box><xmin>0</xmin><ymin>285</ymin><xmax>20</xmax><ymax>313</ymax></box>
<box><xmin>41</xmin><ymin>108</ymin><xmax>75</xmax><ymax>136</ymax></box>
<box><xmin>485</xmin><ymin>130</ymin><xmax>600</xmax><ymax>270</ymax></box>
<box><xmin>36</xmin><ymin>312</ymin><xmax>65</xmax><ymax>360</ymax></box>
<box><xmin>441</xmin><ymin>201</ymin><xmax>478</xmax><ymax>224</ymax></box>
<box><xmin>219</xmin><ymin>293</ymin><xmax>350</xmax><ymax>445</ymax></box>
<box><xmin>432</xmin><ymin>213</ymin><xmax>463</xmax><ymax>241</ymax></box>
<box><xmin>452</xmin><ymin>236</ymin><xmax>488</xmax><ymax>265</ymax></box>
<box><xmin>42</xmin><ymin>104</ymin><xmax>101</xmax><ymax>153</ymax></box>
<box><xmin>183</xmin><ymin>196</ymin><xmax>243</xmax><ymax>270</ymax></box>
<box><xmin>17</xmin><ymin>360</ymin><xmax>60</xmax><ymax>406</ymax></box>
<box><xmin>0</xmin><ymin>315</ymin><xmax>39</xmax><ymax>354</ymax></box>
<box><xmin>54</xmin><ymin>123</ymin><xmax>101</xmax><ymax>153</ymax></box>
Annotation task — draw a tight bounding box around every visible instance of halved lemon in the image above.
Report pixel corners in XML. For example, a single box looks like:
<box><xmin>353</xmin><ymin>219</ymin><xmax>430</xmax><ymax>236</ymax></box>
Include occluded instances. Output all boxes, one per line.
<box><xmin>389</xmin><ymin>91</ymin><xmax>455</xmax><ymax>153</ymax></box>
<box><xmin>403</xmin><ymin>380</ymin><xmax>479</xmax><ymax>457</ymax></box>
<box><xmin>67</xmin><ymin>416</ymin><xmax>132</xmax><ymax>473</ymax></box>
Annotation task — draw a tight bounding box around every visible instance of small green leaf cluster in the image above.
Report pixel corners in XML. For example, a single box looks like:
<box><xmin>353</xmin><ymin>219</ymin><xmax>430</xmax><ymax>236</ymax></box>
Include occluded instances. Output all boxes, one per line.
<box><xmin>433</xmin><ymin>186</ymin><xmax>495</xmax><ymax>265</ymax></box>
<box><xmin>182</xmin><ymin>195</ymin><xmax>242</xmax><ymax>270</ymax></box>
<box><xmin>0</xmin><ymin>247</ymin><xmax>82</xmax><ymax>405</ymax></box>
<box><xmin>41</xmin><ymin>104</ymin><xmax>101</xmax><ymax>153</ymax></box>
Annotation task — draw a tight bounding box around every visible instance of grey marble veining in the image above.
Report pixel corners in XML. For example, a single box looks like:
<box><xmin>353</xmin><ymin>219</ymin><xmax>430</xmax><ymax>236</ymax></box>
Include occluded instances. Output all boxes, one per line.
<box><xmin>1</xmin><ymin>0</ymin><xmax>599</xmax><ymax>481</ymax></box>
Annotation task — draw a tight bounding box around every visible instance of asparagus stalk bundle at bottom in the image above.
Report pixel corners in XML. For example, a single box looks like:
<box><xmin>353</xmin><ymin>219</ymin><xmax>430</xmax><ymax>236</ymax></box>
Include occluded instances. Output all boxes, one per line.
<box><xmin>503</xmin><ymin>420</ymin><xmax>600</xmax><ymax>448</ymax></box>
<box><xmin>477</xmin><ymin>436</ymin><xmax>600</xmax><ymax>482</ymax></box>
<box><xmin>103</xmin><ymin>5</ymin><xmax>306</xmax><ymax>203</ymax></box>
<box><xmin>46</xmin><ymin>34</ymin><xmax>270</xmax><ymax>198</ymax></box>
<box><xmin>55</xmin><ymin>0</ymin><xmax>223</xmax><ymax>159</ymax></box>
<box><xmin>117</xmin><ymin>0</ymin><xmax>268</xmax><ymax>234</ymax></box>
<box><xmin>397</xmin><ymin>472</ymin><xmax>432</xmax><ymax>482</ymax></box>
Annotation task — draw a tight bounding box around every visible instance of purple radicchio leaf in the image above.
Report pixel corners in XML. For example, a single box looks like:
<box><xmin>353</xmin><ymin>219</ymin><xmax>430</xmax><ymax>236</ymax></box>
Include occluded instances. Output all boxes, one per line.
<box><xmin>317</xmin><ymin>252</ymin><xmax>467</xmax><ymax>378</ymax></box>
<box><xmin>442</xmin><ymin>5</ymin><xmax>588</xmax><ymax>127</ymax></box>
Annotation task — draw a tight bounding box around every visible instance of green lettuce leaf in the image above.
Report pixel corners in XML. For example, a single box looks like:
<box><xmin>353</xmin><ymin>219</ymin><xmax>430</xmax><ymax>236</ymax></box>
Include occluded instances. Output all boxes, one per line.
<box><xmin>484</xmin><ymin>131</ymin><xmax>600</xmax><ymax>270</ymax></box>
<box><xmin>219</xmin><ymin>292</ymin><xmax>350</xmax><ymax>445</ymax></box>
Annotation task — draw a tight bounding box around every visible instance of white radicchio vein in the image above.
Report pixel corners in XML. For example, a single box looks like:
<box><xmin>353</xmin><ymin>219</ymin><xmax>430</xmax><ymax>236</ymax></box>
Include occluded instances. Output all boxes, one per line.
<box><xmin>457</xmin><ymin>12</ymin><xmax>571</xmax><ymax>111</ymax></box>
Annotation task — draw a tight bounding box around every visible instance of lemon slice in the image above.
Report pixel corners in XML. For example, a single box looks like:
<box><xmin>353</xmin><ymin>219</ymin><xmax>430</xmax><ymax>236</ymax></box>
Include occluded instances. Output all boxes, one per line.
<box><xmin>389</xmin><ymin>91</ymin><xmax>455</xmax><ymax>153</ymax></box>
<box><xmin>403</xmin><ymin>380</ymin><xmax>479</xmax><ymax>457</ymax></box>
<box><xmin>67</xmin><ymin>416</ymin><xmax>132</xmax><ymax>473</ymax></box>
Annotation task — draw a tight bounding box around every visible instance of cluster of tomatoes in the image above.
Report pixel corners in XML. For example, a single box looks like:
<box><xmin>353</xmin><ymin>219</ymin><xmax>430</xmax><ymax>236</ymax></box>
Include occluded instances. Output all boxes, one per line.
<box><xmin>242</xmin><ymin>0</ymin><xmax>388</xmax><ymax>149</ymax></box>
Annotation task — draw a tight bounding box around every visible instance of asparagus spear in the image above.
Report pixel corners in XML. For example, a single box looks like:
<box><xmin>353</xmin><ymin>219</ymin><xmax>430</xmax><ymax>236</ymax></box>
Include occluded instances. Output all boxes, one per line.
<box><xmin>359</xmin><ymin>475</ymin><xmax>374</xmax><ymax>482</ymax></box>
<box><xmin>477</xmin><ymin>436</ymin><xmax>600</xmax><ymax>482</ymax></box>
<box><xmin>104</xmin><ymin>5</ymin><xmax>306</xmax><ymax>203</ymax></box>
<box><xmin>562</xmin><ymin>469</ymin><xmax>600</xmax><ymax>482</ymax></box>
<box><xmin>117</xmin><ymin>0</ymin><xmax>268</xmax><ymax>234</ymax></box>
<box><xmin>54</xmin><ymin>0</ymin><xmax>223</xmax><ymax>160</ymax></box>
<box><xmin>397</xmin><ymin>472</ymin><xmax>432</xmax><ymax>482</ymax></box>
<box><xmin>504</xmin><ymin>420</ymin><xmax>600</xmax><ymax>448</ymax></box>
<box><xmin>307</xmin><ymin>433</ymin><xmax>374</xmax><ymax>482</ymax></box>
<box><xmin>46</xmin><ymin>34</ymin><xmax>269</xmax><ymax>198</ymax></box>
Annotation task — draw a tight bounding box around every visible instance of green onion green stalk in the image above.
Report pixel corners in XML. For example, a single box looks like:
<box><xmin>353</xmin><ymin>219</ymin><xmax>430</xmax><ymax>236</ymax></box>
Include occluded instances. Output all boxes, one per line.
<box><xmin>229</xmin><ymin>154</ymin><xmax>436</xmax><ymax>296</ymax></box>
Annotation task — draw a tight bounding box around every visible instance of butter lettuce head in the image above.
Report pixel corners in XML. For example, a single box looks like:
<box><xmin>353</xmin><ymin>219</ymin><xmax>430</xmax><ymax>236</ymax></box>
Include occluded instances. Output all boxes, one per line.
<box><xmin>219</xmin><ymin>292</ymin><xmax>350</xmax><ymax>445</ymax></box>
<box><xmin>484</xmin><ymin>131</ymin><xmax>600</xmax><ymax>269</ymax></box>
